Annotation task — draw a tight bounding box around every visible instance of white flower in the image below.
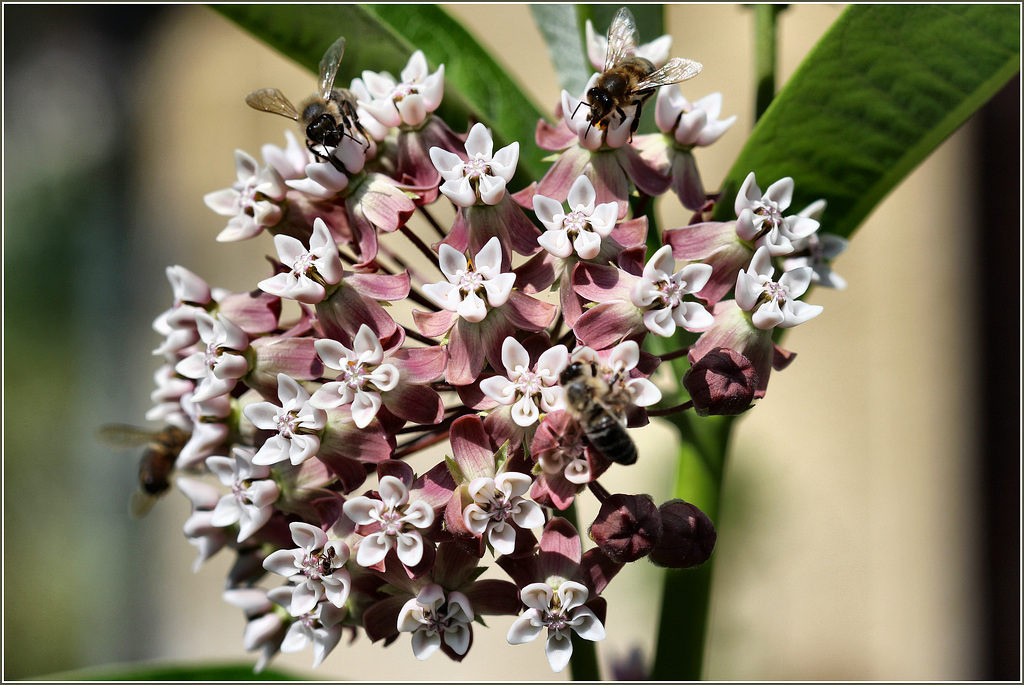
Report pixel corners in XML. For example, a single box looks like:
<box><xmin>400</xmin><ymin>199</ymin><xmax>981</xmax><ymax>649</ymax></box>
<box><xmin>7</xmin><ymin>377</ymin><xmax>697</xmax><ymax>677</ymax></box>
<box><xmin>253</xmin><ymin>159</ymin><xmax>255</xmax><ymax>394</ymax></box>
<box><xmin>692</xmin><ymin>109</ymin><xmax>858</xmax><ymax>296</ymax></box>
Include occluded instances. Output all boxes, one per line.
<box><xmin>258</xmin><ymin>217</ymin><xmax>344</xmax><ymax>304</ymax></box>
<box><xmin>462</xmin><ymin>473</ymin><xmax>545</xmax><ymax>555</ymax></box>
<box><xmin>734</xmin><ymin>172</ymin><xmax>820</xmax><ymax>256</ymax></box>
<box><xmin>343</xmin><ymin>475</ymin><xmax>434</xmax><ymax>568</ymax></box>
<box><xmin>422</xmin><ymin>237</ymin><xmax>515</xmax><ymax>323</ymax></box>
<box><xmin>268</xmin><ymin>586</ymin><xmax>346</xmax><ymax>669</ymax></box>
<box><xmin>480</xmin><ymin>337</ymin><xmax>567</xmax><ymax>427</ymax></box>
<box><xmin>429</xmin><ymin>122</ymin><xmax>518</xmax><ymax>206</ymax></box>
<box><xmin>507</xmin><ymin>581</ymin><xmax>606</xmax><ymax>673</ymax></box>
<box><xmin>735</xmin><ymin>246</ymin><xmax>824</xmax><ymax>330</ymax></box>
<box><xmin>204</xmin><ymin>149</ymin><xmax>286</xmax><ymax>242</ymax></box>
<box><xmin>175</xmin><ymin>390</ymin><xmax>231</xmax><ymax>469</ymax></box>
<box><xmin>358</xmin><ymin>50</ymin><xmax>445</xmax><ymax>128</ymax></box>
<box><xmin>629</xmin><ymin>244</ymin><xmax>714</xmax><ymax>336</ymax></box>
<box><xmin>585</xmin><ymin>19</ymin><xmax>672</xmax><ymax>71</ymax></box>
<box><xmin>173</xmin><ymin>311</ymin><xmax>249</xmax><ymax>403</ymax></box>
<box><xmin>263</xmin><ymin>522</ymin><xmax>352</xmax><ymax>617</ymax></box>
<box><xmin>207</xmin><ymin>446</ymin><xmax>280</xmax><ymax>543</ymax></box>
<box><xmin>243</xmin><ymin>373</ymin><xmax>327</xmax><ymax>466</ymax></box>
<box><xmin>309</xmin><ymin>324</ymin><xmax>400</xmax><ymax>428</ymax></box>
<box><xmin>654</xmin><ymin>89</ymin><xmax>737</xmax><ymax>148</ymax></box>
<box><xmin>534</xmin><ymin>175</ymin><xmax>618</xmax><ymax>260</ymax></box>
<box><xmin>397</xmin><ymin>584</ymin><xmax>474</xmax><ymax>660</ymax></box>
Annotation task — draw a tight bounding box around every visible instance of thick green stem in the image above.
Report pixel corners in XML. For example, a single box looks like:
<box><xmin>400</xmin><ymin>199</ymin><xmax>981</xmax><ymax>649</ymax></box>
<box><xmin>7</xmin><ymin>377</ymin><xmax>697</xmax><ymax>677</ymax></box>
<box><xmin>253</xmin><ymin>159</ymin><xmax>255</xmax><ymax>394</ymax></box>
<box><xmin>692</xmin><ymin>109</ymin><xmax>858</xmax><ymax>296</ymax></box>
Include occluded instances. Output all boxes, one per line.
<box><xmin>754</xmin><ymin>4</ymin><xmax>787</xmax><ymax>121</ymax></box>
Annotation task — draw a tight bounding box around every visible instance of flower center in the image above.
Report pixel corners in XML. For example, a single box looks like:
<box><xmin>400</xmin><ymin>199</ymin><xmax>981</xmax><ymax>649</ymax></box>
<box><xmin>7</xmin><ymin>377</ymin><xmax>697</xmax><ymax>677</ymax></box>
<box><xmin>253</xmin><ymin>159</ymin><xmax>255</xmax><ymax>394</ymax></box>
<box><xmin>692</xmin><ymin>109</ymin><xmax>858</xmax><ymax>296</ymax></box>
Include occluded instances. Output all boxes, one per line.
<box><xmin>341</xmin><ymin>360</ymin><xmax>368</xmax><ymax>390</ymax></box>
<box><xmin>276</xmin><ymin>410</ymin><xmax>301</xmax><ymax>438</ymax></box>
<box><xmin>391</xmin><ymin>82</ymin><xmax>417</xmax><ymax>101</ymax></box>
<box><xmin>463</xmin><ymin>157</ymin><xmax>490</xmax><ymax>179</ymax></box>
<box><xmin>562</xmin><ymin>210</ymin><xmax>589</xmax><ymax>237</ymax></box>
<box><xmin>379</xmin><ymin>509</ymin><xmax>404</xmax><ymax>536</ymax></box>
<box><xmin>291</xmin><ymin>252</ymin><xmax>315</xmax><ymax>276</ymax></box>
<box><xmin>301</xmin><ymin>546</ymin><xmax>338</xmax><ymax>580</ymax></box>
<box><xmin>760</xmin><ymin>279</ymin><xmax>788</xmax><ymax>306</ymax></box>
<box><xmin>655</xmin><ymin>278</ymin><xmax>684</xmax><ymax>309</ymax></box>
<box><xmin>458</xmin><ymin>268</ymin><xmax>485</xmax><ymax>296</ymax></box>
<box><xmin>753</xmin><ymin>201</ymin><xmax>783</xmax><ymax>237</ymax></box>
<box><xmin>514</xmin><ymin>369</ymin><xmax>544</xmax><ymax>397</ymax></box>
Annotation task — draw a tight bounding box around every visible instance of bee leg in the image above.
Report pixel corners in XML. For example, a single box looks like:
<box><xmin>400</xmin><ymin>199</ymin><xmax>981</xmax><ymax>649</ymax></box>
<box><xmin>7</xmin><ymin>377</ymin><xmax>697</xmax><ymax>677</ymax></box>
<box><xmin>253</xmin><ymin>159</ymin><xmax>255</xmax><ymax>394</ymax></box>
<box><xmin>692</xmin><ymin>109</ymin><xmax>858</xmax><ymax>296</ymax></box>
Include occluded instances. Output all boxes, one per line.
<box><xmin>339</xmin><ymin>101</ymin><xmax>371</xmax><ymax>151</ymax></box>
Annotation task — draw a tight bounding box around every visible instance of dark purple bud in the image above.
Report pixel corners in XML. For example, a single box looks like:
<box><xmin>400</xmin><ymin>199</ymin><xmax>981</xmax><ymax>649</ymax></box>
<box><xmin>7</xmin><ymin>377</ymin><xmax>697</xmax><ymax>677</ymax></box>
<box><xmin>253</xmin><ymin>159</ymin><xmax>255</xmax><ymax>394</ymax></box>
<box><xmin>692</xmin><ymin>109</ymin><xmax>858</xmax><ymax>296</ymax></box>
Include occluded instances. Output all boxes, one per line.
<box><xmin>683</xmin><ymin>347</ymin><xmax>758</xmax><ymax>417</ymax></box>
<box><xmin>588</xmin><ymin>493</ymin><xmax>663</xmax><ymax>563</ymax></box>
<box><xmin>649</xmin><ymin>499</ymin><xmax>716</xmax><ymax>569</ymax></box>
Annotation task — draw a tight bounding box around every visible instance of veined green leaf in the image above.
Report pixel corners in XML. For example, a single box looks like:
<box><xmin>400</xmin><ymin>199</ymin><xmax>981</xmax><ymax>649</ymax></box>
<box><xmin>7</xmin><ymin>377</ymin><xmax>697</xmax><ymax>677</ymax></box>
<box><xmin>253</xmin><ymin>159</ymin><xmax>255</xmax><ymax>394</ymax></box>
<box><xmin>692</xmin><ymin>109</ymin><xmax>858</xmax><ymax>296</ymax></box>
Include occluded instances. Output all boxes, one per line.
<box><xmin>714</xmin><ymin>4</ymin><xmax>1020</xmax><ymax>238</ymax></box>
<box><xmin>211</xmin><ymin>4</ymin><xmax>548</xmax><ymax>180</ymax></box>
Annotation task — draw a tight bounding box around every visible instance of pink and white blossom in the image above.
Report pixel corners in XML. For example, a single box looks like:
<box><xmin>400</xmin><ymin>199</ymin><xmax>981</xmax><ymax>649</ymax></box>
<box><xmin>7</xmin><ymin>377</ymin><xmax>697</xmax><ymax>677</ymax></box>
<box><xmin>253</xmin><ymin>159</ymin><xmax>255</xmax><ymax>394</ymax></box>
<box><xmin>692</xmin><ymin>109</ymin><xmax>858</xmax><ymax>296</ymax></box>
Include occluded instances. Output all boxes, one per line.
<box><xmin>174</xmin><ymin>311</ymin><xmax>250</xmax><ymax>402</ymax></box>
<box><xmin>397</xmin><ymin>584</ymin><xmax>474</xmax><ymax>660</ymax></box>
<box><xmin>243</xmin><ymin>373</ymin><xmax>327</xmax><ymax>466</ymax></box>
<box><xmin>735</xmin><ymin>246</ymin><xmax>823</xmax><ymax>330</ymax></box>
<box><xmin>343</xmin><ymin>475</ymin><xmax>435</xmax><ymax>568</ymax></box>
<box><xmin>263</xmin><ymin>521</ymin><xmax>352</xmax><ymax>617</ymax></box>
<box><xmin>734</xmin><ymin>172</ymin><xmax>820</xmax><ymax>256</ymax></box>
<box><xmin>480</xmin><ymin>336</ymin><xmax>567</xmax><ymax>427</ymax></box>
<box><xmin>506</xmin><ymin>580</ymin><xmax>606</xmax><ymax>673</ymax></box>
<box><xmin>629</xmin><ymin>244</ymin><xmax>714</xmax><ymax>336</ymax></box>
<box><xmin>422</xmin><ymin>237</ymin><xmax>515</xmax><ymax>324</ymax></box>
<box><xmin>207</xmin><ymin>446</ymin><xmax>280</xmax><ymax>542</ymax></box>
<box><xmin>204</xmin><ymin>149</ymin><xmax>287</xmax><ymax>242</ymax></box>
<box><xmin>358</xmin><ymin>50</ymin><xmax>445</xmax><ymax>128</ymax></box>
<box><xmin>268</xmin><ymin>586</ymin><xmax>346</xmax><ymax>669</ymax></box>
<box><xmin>430</xmin><ymin>123</ymin><xmax>518</xmax><ymax>207</ymax></box>
<box><xmin>534</xmin><ymin>175</ymin><xmax>617</xmax><ymax>260</ymax></box>
<box><xmin>258</xmin><ymin>217</ymin><xmax>344</xmax><ymax>304</ymax></box>
<box><xmin>463</xmin><ymin>473</ymin><xmax>545</xmax><ymax>555</ymax></box>
<box><xmin>310</xmin><ymin>324</ymin><xmax>401</xmax><ymax>428</ymax></box>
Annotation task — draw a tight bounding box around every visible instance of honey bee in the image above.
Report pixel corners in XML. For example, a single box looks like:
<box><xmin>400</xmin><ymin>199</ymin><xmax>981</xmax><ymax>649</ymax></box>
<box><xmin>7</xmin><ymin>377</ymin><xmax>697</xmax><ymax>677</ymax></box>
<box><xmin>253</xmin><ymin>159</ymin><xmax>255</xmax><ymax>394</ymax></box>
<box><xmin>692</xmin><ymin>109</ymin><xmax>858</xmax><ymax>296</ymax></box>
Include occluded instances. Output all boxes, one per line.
<box><xmin>96</xmin><ymin>423</ymin><xmax>190</xmax><ymax>518</ymax></box>
<box><xmin>245</xmin><ymin>36</ymin><xmax>369</xmax><ymax>167</ymax></box>
<box><xmin>560</xmin><ymin>360</ymin><xmax>638</xmax><ymax>465</ymax></box>
<box><xmin>576</xmin><ymin>7</ymin><xmax>702</xmax><ymax>137</ymax></box>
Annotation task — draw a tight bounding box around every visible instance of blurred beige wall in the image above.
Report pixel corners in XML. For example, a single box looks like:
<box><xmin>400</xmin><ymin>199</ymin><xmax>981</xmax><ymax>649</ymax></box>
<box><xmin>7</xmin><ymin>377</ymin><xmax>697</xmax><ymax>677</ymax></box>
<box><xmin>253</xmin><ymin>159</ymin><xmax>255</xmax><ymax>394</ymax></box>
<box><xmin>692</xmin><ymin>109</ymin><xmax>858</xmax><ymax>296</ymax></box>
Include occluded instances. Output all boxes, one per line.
<box><xmin>125</xmin><ymin>4</ymin><xmax>979</xmax><ymax>680</ymax></box>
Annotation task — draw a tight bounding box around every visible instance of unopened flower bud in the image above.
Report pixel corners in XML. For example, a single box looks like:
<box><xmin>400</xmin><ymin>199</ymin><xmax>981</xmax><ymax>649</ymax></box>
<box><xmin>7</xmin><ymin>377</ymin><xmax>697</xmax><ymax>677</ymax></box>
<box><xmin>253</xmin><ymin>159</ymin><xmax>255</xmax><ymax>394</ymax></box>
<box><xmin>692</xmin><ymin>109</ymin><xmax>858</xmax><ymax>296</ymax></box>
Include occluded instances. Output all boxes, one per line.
<box><xmin>649</xmin><ymin>499</ymin><xmax>716</xmax><ymax>569</ymax></box>
<box><xmin>683</xmin><ymin>347</ymin><xmax>758</xmax><ymax>416</ymax></box>
<box><xmin>589</xmin><ymin>493</ymin><xmax>663</xmax><ymax>563</ymax></box>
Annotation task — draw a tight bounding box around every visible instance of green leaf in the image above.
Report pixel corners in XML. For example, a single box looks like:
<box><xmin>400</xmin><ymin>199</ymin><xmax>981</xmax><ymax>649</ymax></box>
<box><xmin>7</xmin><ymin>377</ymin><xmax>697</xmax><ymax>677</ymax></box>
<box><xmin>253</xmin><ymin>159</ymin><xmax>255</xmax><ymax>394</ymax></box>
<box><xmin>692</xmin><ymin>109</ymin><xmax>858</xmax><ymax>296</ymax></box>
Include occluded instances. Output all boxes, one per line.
<box><xmin>530</xmin><ymin>5</ymin><xmax>591</xmax><ymax>96</ymax></box>
<box><xmin>33</xmin><ymin>661</ymin><xmax>306</xmax><ymax>681</ymax></box>
<box><xmin>212</xmin><ymin>4</ymin><xmax>548</xmax><ymax>181</ymax></box>
<box><xmin>714</xmin><ymin>4</ymin><xmax>1020</xmax><ymax>238</ymax></box>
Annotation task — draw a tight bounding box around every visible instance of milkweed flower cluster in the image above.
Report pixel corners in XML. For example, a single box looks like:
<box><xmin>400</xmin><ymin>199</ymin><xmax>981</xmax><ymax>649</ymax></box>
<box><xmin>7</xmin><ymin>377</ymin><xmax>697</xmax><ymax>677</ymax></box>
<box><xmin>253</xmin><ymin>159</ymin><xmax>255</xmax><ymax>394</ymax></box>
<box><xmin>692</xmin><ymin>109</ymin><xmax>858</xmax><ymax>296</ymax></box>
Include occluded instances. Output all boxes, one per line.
<box><xmin>143</xmin><ymin>12</ymin><xmax>846</xmax><ymax>676</ymax></box>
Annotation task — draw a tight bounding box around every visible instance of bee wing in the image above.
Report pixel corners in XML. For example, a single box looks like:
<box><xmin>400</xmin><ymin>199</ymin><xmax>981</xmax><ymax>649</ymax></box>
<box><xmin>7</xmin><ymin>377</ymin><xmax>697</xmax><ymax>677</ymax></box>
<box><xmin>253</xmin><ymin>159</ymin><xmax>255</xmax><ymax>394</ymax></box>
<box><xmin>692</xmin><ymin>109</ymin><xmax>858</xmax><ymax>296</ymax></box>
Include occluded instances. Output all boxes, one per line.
<box><xmin>604</xmin><ymin>7</ymin><xmax>639</xmax><ymax>71</ymax></box>
<box><xmin>634</xmin><ymin>57</ymin><xmax>703</xmax><ymax>91</ymax></box>
<box><xmin>319</xmin><ymin>36</ymin><xmax>346</xmax><ymax>98</ymax></box>
<box><xmin>95</xmin><ymin>423</ymin><xmax>155</xmax><ymax>449</ymax></box>
<box><xmin>245</xmin><ymin>88</ymin><xmax>299</xmax><ymax>120</ymax></box>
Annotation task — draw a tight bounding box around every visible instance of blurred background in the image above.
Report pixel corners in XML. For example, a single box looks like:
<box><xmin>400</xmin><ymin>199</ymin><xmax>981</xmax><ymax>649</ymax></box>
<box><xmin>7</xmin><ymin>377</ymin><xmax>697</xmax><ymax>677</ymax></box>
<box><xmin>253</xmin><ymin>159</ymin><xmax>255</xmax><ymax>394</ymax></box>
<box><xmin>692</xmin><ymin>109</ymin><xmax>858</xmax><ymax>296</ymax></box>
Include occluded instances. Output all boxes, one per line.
<box><xmin>3</xmin><ymin>4</ymin><xmax>1019</xmax><ymax>681</ymax></box>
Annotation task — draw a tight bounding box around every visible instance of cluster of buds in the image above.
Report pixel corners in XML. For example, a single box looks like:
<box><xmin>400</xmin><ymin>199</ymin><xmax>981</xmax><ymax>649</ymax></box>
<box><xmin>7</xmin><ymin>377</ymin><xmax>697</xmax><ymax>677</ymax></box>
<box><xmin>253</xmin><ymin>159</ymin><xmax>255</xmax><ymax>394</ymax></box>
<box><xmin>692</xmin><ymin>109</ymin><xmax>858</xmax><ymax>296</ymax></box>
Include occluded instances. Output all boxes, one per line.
<box><xmin>145</xmin><ymin>12</ymin><xmax>846</xmax><ymax>675</ymax></box>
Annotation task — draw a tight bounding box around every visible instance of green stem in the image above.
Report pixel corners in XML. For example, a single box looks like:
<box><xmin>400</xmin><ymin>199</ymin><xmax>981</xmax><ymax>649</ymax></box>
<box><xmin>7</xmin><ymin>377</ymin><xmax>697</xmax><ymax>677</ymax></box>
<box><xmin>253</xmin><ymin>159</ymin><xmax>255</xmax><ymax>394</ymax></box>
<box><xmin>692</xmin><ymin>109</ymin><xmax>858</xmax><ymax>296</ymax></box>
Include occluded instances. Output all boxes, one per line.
<box><xmin>754</xmin><ymin>4</ymin><xmax>787</xmax><ymax>121</ymax></box>
<box><xmin>559</xmin><ymin>502</ymin><xmax>602</xmax><ymax>681</ymax></box>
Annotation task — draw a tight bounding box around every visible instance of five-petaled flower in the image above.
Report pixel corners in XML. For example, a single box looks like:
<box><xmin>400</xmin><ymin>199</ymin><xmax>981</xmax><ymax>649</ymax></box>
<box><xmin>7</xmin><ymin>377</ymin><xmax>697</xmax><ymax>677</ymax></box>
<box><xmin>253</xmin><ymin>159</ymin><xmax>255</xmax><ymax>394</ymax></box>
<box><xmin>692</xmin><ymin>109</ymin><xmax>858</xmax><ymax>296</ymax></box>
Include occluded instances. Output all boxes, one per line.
<box><xmin>358</xmin><ymin>50</ymin><xmax>445</xmax><ymax>129</ymax></box>
<box><xmin>258</xmin><ymin>217</ymin><xmax>344</xmax><ymax>304</ymax></box>
<box><xmin>263</xmin><ymin>521</ymin><xmax>352</xmax><ymax>617</ymax></box>
<box><xmin>430</xmin><ymin>122</ymin><xmax>518</xmax><ymax>207</ymax></box>
<box><xmin>243</xmin><ymin>373</ymin><xmax>327</xmax><ymax>466</ymax></box>
<box><xmin>736</xmin><ymin>245</ymin><xmax>823</xmax><ymax>330</ymax></box>
<box><xmin>397</xmin><ymin>584</ymin><xmax>474</xmax><ymax>660</ymax></box>
<box><xmin>463</xmin><ymin>472</ymin><xmax>545</xmax><ymax>555</ymax></box>
<box><xmin>207</xmin><ymin>445</ymin><xmax>280</xmax><ymax>543</ymax></box>
<box><xmin>734</xmin><ymin>172</ymin><xmax>820</xmax><ymax>256</ymax></box>
<box><xmin>480</xmin><ymin>336</ymin><xmax>568</xmax><ymax>428</ymax></box>
<box><xmin>422</xmin><ymin>237</ymin><xmax>515</xmax><ymax>324</ymax></box>
<box><xmin>343</xmin><ymin>475</ymin><xmax>435</xmax><ymax>568</ymax></box>
<box><xmin>630</xmin><ymin>244</ymin><xmax>715</xmax><ymax>337</ymax></box>
<box><xmin>534</xmin><ymin>175</ymin><xmax>618</xmax><ymax>260</ymax></box>
<box><xmin>310</xmin><ymin>324</ymin><xmax>400</xmax><ymax>428</ymax></box>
